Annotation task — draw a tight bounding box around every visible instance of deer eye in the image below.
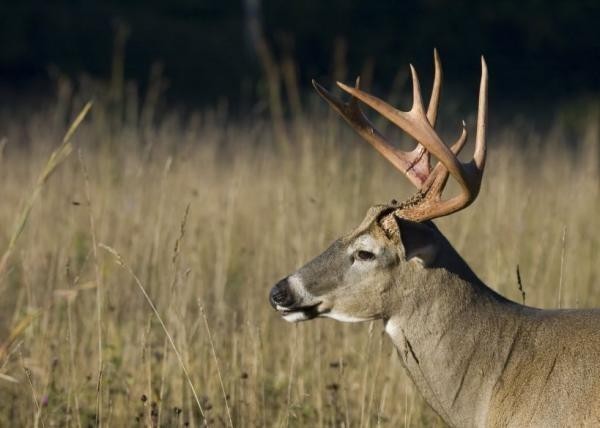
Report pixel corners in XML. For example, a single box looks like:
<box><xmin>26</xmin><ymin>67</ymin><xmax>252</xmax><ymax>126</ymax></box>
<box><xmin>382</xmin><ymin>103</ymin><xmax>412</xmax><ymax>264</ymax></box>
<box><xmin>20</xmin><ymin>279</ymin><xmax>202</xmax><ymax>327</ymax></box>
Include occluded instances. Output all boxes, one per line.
<box><xmin>356</xmin><ymin>250</ymin><xmax>376</xmax><ymax>261</ymax></box>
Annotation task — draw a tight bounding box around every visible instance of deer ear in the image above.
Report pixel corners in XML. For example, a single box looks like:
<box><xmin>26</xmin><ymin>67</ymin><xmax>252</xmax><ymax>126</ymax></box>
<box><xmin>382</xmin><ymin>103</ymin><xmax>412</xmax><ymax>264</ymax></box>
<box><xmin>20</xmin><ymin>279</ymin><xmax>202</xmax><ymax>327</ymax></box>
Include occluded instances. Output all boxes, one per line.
<box><xmin>395</xmin><ymin>217</ymin><xmax>440</xmax><ymax>267</ymax></box>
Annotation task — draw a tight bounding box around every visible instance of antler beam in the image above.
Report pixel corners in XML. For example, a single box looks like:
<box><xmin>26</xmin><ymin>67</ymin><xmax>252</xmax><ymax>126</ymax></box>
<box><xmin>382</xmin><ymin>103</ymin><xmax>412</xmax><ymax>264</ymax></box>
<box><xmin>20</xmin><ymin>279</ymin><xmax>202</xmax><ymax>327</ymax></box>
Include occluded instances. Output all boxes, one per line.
<box><xmin>313</xmin><ymin>50</ymin><xmax>488</xmax><ymax>222</ymax></box>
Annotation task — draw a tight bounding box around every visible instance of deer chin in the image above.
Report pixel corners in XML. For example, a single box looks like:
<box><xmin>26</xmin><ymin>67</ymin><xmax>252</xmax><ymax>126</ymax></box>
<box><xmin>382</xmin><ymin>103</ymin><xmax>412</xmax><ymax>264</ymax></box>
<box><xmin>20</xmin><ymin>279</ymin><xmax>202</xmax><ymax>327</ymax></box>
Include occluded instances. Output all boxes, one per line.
<box><xmin>282</xmin><ymin>310</ymin><xmax>314</xmax><ymax>323</ymax></box>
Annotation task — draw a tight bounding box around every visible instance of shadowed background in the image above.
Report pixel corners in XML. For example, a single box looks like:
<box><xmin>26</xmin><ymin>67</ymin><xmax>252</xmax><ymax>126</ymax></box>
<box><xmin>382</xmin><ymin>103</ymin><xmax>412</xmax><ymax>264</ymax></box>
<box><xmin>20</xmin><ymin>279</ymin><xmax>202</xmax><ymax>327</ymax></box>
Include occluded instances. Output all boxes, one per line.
<box><xmin>1</xmin><ymin>0</ymin><xmax>599</xmax><ymax>113</ymax></box>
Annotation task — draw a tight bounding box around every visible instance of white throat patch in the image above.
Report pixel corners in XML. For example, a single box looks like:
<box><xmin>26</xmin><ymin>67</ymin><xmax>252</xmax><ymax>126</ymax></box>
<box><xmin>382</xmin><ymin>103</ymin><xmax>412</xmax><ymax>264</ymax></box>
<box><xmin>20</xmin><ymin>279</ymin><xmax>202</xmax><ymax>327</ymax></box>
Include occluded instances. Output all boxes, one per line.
<box><xmin>323</xmin><ymin>311</ymin><xmax>371</xmax><ymax>323</ymax></box>
<box><xmin>384</xmin><ymin>318</ymin><xmax>402</xmax><ymax>338</ymax></box>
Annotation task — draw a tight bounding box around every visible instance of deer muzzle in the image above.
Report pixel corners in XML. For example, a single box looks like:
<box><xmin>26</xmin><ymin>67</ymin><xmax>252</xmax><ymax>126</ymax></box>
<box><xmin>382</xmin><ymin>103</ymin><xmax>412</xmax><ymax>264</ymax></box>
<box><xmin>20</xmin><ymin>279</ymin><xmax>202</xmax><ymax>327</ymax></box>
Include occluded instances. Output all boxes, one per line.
<box><xmin>269</xmin><ymin>275</ymin><xmax>323</xmax><ymax>322</ymax></box>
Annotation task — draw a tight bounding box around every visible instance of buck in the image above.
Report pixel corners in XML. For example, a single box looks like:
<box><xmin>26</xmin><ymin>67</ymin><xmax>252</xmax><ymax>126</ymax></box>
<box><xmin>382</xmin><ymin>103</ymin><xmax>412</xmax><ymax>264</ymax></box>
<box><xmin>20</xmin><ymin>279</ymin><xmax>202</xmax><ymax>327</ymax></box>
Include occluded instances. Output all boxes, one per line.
<box><xmin>269</xmin><ymin>51</ymin><xmax>600</xmax><ymax>427</ymax></box>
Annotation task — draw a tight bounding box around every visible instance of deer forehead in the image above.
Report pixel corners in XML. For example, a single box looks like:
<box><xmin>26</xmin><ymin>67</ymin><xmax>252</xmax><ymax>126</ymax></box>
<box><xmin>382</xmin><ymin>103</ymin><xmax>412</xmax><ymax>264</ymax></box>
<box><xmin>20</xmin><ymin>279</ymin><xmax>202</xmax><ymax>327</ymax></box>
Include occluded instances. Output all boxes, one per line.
<box><xmin>347</xmin><ymin>234</ymin><xmax>385</xmax><ymax>254</ymax></box>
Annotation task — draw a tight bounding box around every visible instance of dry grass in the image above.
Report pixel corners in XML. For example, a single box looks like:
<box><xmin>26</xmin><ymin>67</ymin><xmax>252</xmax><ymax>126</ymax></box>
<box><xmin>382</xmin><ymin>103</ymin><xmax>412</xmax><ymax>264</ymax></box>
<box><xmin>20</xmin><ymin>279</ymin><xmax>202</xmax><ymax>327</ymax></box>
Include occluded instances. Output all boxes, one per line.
<box><xmin>0</xmin><ymin>92</ymin><xmax>598</xmax><ymax>427</ymax></box>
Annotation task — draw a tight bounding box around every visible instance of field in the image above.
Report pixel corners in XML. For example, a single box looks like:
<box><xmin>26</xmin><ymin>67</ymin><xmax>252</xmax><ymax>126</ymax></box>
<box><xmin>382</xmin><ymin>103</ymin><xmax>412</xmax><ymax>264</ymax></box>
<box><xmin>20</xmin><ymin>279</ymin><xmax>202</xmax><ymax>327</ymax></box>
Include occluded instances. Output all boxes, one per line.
<box><xmin>0</xmin><ymin>85</ymin><xmax>598</xmax><ymax>427</ymax></box>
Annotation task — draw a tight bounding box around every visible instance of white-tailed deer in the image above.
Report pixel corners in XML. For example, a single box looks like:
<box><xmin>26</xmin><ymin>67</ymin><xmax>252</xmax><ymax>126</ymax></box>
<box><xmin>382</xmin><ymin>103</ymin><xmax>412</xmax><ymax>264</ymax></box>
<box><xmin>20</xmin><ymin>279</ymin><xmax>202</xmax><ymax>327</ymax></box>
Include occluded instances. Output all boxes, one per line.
<box><xmin>269</xmin><ymin>51</ymin><xmax>600</xmax><ymax>427</ymax></box>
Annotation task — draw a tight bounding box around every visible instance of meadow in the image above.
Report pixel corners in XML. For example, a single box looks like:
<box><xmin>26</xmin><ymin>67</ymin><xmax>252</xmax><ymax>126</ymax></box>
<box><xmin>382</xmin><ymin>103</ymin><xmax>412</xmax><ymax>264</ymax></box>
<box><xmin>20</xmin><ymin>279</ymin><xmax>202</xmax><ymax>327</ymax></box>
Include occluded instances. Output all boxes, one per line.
<box><xmin>0</xmin><ymin>76</ymin><xmax>598</xmax><ymax>427</ymax></box>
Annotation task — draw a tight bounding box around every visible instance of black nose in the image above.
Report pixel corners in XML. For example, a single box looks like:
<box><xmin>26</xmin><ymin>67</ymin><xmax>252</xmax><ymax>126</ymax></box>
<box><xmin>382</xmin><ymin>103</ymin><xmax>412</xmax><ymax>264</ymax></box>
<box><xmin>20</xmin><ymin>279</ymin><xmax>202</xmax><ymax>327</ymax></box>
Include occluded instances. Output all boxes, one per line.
<box><xmin>270</xmin><ymin>278</ymin><xmax>295</xmax><ymax>308</ymax></box>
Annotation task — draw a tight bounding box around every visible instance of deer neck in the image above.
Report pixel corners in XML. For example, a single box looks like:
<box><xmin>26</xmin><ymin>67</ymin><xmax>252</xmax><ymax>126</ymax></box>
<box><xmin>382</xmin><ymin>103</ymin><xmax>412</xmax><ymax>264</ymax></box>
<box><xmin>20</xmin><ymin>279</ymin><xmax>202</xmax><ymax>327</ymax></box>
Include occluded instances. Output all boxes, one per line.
<box><xmin>383</xmin><ymin>255</ymin><xmax>523</xmax><ymax>428</ymax></box>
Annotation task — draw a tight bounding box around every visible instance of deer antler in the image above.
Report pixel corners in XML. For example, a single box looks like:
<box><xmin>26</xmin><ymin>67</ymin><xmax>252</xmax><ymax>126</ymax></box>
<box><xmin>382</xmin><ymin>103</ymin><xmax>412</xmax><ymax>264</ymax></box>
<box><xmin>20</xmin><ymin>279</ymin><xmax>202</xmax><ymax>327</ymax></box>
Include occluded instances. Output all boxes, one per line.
<box><xmin>313</xmin><ymin>50</ymin><xmax>488</xmax><ymax>224</ymax></box>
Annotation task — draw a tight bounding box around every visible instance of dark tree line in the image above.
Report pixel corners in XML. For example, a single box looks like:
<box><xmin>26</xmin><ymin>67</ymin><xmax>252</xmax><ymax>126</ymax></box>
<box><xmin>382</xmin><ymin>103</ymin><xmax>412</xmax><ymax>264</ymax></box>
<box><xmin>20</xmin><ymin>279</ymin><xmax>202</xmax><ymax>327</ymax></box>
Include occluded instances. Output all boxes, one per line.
<box><xmin>0</xmin><ymin>0</ymin><xmax>598</xmax><ymax>110</ymax></box>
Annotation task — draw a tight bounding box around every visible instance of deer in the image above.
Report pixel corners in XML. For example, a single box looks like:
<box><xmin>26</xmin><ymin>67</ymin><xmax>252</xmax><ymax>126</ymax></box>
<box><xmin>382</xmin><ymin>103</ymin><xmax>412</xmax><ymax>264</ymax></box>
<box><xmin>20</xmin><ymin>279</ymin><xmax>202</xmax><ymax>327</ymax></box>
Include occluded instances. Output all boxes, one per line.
<box><xmin>269</xmin><ymin>50</ymin><xmax>600</xmax><ymax>427</ymax></box>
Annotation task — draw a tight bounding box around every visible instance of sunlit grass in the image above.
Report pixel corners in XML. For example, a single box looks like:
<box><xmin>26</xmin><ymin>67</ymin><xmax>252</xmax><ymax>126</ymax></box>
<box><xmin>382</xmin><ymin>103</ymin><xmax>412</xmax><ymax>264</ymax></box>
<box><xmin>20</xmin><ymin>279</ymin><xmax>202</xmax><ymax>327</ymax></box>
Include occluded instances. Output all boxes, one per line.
<box><xmin>0</xmin><ymin>95</ymin><xmax>598</xmax><ymax>426</ymax></box>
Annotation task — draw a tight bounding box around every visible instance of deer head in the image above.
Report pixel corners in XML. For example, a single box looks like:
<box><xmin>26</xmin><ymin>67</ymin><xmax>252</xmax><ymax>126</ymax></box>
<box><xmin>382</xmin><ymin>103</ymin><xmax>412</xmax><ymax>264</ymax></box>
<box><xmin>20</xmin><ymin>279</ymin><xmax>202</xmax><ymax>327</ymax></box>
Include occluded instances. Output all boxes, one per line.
<box><xmin>269</xmin><ymin>50</ymin><xmax>488</xmax><ymax>323</ymax></box>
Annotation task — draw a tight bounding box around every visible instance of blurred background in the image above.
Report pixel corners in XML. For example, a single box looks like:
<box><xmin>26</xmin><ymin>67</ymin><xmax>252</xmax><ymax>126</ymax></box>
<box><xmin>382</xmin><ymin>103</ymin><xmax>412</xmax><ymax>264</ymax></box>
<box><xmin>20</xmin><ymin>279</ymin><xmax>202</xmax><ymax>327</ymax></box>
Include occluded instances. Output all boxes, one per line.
<box><xmin>1</xmin><ymin>0</ymin><xmax>599</xmax><ymax>117</ymax></box>
<box><xmin>0</xmin><ymin>2</ymin><xmax>598</xmax><ymax>427</ymax></box>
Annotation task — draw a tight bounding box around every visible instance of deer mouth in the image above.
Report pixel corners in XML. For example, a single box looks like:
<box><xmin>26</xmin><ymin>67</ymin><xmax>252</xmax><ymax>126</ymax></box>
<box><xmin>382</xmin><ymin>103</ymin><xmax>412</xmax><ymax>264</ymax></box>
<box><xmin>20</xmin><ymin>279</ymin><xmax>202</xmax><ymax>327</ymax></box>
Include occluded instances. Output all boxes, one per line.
<box><xmin>277</xmin><ymin>302</ymin><xmax>322</xmax><ymax>322</ymax></box>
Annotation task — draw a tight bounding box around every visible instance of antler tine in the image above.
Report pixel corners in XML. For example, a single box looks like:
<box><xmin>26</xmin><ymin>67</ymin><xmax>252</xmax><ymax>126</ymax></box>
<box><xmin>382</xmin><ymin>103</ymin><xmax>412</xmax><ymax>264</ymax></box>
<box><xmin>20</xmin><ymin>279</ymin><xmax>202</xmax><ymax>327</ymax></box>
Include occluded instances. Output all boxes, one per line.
<box><xmin>409</xmin><ymin>48</ymin><xmax>443</xmax><ymax>187</ymax></box>
<box><xmin>474</xmin><ymin>56</ymin><xmax>488</xmax><ymax>171</ymax></box>
<box><xmin>425</xmin><ymin>56</ymin><xmax>487</xmax><ymax>212</ymax></box>
<box><xmin>313</xmin><ymin>50</ymin><xmax>445</xmax><ymax>192</ymax></box>
<box><xmin>311</xmin><ymin>78</ymin><xmax>350</xmax><ymax>113</ymax></box>
<box><xmin>336</xmin><ymin>55</ymin><xmax>488</xmax><ymax>222</ymax></box>
<box><xmin>337</xmin><ymin>72</ymin><xmax>468</xmax><ymax>193</ymax></box>
<box><xmin>312</xmin><ymin>78</ymin><xmax>430</xmax><ymax>188</ymax></box>
<box><xmin>424</xmin><ymin>121</ymin><xmax>468</xmax><ymax>194</ymax></box>
<box><xmin>427</xmin><ymin>48</ymin><xmax>442</xmax><ymax>126</ymax></box>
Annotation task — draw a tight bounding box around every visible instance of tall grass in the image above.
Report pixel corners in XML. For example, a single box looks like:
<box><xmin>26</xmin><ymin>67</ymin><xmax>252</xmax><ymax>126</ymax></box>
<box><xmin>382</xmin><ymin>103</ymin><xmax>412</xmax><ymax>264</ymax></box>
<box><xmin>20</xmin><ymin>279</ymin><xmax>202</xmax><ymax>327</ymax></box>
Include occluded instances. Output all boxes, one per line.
<box><xmin>0</xmin><ymin>84</ymin><xmax>598</xmax><ymax>427</ymax></box>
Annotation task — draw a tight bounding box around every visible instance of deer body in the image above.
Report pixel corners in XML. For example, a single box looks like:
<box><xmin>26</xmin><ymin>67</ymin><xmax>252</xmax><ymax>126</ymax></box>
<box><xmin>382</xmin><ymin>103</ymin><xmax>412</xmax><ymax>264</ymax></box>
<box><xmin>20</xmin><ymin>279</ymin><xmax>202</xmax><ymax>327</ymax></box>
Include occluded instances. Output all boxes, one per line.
<box><xmin>381</xmin><ymin>224</ymin><xmax>600</xmax><ymax>427</ymax></box>
<box><xmin>269</xmin><ymin>52</ymin><xmax>600</xmax><ymax>426</ymax></box>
